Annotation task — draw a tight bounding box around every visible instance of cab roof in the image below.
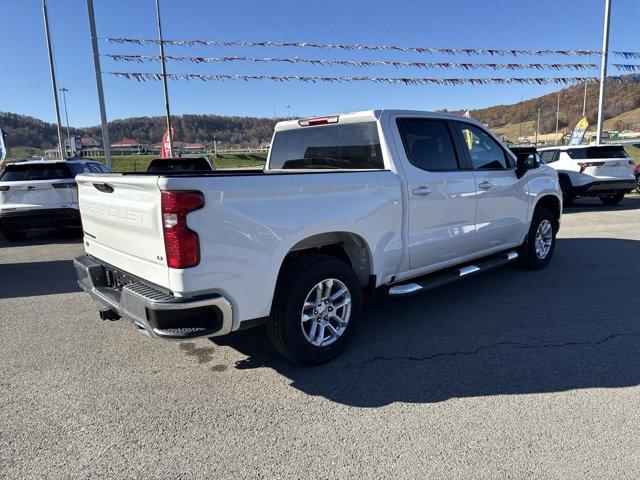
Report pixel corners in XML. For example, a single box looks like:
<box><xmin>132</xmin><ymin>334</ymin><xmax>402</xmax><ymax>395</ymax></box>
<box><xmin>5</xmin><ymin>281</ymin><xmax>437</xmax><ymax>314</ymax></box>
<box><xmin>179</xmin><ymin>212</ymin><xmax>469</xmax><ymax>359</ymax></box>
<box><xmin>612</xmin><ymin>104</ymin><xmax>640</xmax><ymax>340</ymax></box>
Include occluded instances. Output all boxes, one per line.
<box><xmin>274</xmin><ymin>109</ymin><xmax>486</xmax><ymax>132</ymax></box>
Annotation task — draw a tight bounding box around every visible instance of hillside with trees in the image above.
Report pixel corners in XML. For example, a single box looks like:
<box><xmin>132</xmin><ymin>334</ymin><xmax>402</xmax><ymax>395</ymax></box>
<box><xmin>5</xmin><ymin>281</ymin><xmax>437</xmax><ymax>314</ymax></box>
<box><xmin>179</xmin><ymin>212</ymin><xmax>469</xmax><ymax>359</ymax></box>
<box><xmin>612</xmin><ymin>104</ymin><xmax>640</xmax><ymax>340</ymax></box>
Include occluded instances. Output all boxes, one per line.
<box><xmin>0</xmin><ymin>112</ymin><xmax>278</xmax><ymax>151</ymax></box>
<box><xmin>464</xmin><ymin>78</ymin><xmax>640</xmax><ymax>135</ymax></box>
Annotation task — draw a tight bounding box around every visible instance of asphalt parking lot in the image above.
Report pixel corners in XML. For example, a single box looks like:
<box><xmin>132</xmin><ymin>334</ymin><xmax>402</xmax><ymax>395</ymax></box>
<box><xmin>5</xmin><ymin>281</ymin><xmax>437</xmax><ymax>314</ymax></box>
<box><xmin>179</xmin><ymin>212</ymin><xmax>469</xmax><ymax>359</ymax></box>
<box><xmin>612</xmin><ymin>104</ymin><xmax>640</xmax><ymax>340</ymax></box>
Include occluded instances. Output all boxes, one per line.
<box><xmin>1</xmin><ymin>196</ymin><xmax>639</xmax><ymax>479</ymax></box>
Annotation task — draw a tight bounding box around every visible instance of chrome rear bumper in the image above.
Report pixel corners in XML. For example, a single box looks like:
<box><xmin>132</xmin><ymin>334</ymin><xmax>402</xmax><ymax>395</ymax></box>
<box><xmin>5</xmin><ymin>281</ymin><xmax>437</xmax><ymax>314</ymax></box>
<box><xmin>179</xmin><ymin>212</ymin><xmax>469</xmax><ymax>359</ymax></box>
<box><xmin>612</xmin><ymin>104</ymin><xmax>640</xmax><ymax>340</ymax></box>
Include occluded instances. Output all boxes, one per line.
<box><xmin>74</xmin><ymin>254</ymin><xmax>233</xmax><ymax>340</ymax></box>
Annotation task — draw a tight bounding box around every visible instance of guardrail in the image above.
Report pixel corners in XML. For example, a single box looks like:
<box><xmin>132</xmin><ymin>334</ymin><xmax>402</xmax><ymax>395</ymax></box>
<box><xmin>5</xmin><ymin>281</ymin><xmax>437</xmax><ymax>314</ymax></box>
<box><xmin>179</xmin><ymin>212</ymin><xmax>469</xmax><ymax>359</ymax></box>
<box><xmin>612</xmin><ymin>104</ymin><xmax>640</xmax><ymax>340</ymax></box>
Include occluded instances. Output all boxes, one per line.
<box><xmin>215</xmin><ymin>147</ymin><xmax>269</xmax><ymax>154</ymax></box>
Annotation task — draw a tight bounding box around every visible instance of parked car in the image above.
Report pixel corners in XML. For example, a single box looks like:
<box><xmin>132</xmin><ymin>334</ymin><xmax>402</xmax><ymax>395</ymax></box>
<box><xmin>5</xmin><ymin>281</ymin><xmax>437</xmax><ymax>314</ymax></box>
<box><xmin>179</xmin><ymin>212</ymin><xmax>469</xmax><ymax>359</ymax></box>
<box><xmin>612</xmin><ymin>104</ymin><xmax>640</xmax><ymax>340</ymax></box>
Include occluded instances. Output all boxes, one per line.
<box><xmin>538</xmin><ymin>145</ymin><xmax>636</xmax><ymax>205</ymax></box>
<box><xmin>146</xmin><ymin>157</ymin><xmax>214</xmax><ymax>173</ymax></box>
<box><xmin>0</xmin><ymin>158</ymin><xmax>111</xmax><ymax>241</ymax></box>
<box><xmin>74</xmin><ymin>110</ymin><xmax>562</xmax><ymax>365</ymax></box>
<box><xmin>635</xmin><ymin>163</ymin><xmax>640</xmax><ymax>194</ymax></box>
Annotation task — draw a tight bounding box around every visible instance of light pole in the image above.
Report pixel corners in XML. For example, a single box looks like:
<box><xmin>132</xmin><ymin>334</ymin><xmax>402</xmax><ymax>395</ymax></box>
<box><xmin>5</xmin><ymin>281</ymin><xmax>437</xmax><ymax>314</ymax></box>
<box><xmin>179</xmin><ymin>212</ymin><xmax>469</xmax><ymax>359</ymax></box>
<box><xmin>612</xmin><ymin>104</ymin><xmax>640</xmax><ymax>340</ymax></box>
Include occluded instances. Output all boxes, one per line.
<box><xmin>582</xmin><ymin>54</ymin><xmax>590</xmax><ymax>117</ymax></box>
<box><xmin>555</xmin><ymin>93</ymin><xmax>560</xmax><ymax>145</ymax></box>
<box><xmin>596</xmin><ymin>0</ymin><xmax>612</xmax><ymax>145</ymax></box>
<box><xmin>155</xmin><ymin>0</ymin><xmax>173</xmax><ymax>157</ymax></box>
<box><xmin>42</xmin><ymin>0</ymin><xmax>65</xmax><ymax>160</ymax></box>
<box><xmin>87</xmin><ymin>0</ymin><xmax>112</xmax><ymax>168</ymax></box>
<box><xmin>59</xmin><ymin>87</ymin><xmax>71</xmax><ymax>155</ymax></box>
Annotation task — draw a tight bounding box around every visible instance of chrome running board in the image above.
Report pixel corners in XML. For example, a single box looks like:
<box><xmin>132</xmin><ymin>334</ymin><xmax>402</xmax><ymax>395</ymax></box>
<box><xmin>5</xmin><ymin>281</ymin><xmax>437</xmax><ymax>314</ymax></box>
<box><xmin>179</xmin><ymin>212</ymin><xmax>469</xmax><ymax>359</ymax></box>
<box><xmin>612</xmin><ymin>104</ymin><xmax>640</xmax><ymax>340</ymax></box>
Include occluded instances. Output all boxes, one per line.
<box><xmin>388</xmin><ymin>250</ymin><xmax>519</xmax><ymax>297</ymax></box>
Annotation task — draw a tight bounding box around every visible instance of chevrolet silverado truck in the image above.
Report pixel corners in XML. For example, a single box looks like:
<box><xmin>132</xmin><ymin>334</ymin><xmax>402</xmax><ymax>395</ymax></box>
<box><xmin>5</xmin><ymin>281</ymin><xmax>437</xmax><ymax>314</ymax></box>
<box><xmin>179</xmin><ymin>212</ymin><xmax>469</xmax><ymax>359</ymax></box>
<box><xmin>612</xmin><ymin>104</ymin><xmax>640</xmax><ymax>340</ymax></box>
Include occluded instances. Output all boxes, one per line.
<box><xmin>74</xmin><ymin>110</ymin><xmax>562</xmax><ymax>365</ymax></box>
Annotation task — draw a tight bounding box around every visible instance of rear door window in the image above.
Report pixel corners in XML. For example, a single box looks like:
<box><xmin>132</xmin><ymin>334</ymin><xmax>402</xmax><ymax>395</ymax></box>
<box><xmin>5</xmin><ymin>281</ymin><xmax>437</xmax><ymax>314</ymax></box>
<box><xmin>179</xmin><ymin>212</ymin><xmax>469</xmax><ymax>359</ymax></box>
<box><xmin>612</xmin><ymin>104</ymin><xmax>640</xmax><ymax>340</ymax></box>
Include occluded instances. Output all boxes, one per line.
<box><xmin>396</xmin><ymin>118</ymin><xmax>460</xmax><ymax>171</ymax></box>
<box><xmin>269</xmin><ymin>122</ymin><xmax>384</xmax><ymax>170</ymax></box>
<box><xmin>566</xmin><ymin>147</ymin><xmax>629</xmax><ymax>159</ymax></box>
<box><xmin>69</xmin><ymin>163</ymin><xmax>95</xmax><ymax>176</ymax></box>
<box><xmin>0</xmin><ymin>163</ymin><xmax>72</xmax><ymax>181</ymax></box>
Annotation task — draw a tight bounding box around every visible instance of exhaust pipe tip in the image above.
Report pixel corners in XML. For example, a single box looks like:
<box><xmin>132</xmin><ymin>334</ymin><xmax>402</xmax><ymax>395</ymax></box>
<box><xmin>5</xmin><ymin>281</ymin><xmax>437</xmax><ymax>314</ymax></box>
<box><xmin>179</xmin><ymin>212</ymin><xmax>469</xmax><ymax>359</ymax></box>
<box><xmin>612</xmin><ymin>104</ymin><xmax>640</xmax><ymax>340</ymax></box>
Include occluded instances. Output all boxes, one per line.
<box><xmin>99</xmin><ymin>308</ymin><xmax>121</xmax><ymax>321</ymax></box>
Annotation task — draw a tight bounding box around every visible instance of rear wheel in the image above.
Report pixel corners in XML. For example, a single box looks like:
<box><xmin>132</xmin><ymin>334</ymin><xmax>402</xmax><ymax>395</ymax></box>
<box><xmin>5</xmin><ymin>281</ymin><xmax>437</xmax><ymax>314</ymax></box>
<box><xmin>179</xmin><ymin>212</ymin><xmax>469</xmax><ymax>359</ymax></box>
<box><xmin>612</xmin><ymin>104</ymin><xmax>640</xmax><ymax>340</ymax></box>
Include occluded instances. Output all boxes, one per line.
<box><xmin>599</xmin><ymin>191</ymin><xmax>625</xmax><ymax>205</ymax></box>
<box><xmin>1</xmin><ymin>228</ymin><xmax>27</xmax><ymax>242</ymax></box>
<box><xmin>267</xmin><ymin>254</ymin><xmax>362</xmax><ymax>365</ymax></box>
<box><xmin>518</xmin><ymin>207</ymin><xmax>557</xmax><ymax>270</ymax></box>
<box><xmin>559</xmin><ymin>178</ymin><xmax>574</xmax><ymax>207</ymax></box>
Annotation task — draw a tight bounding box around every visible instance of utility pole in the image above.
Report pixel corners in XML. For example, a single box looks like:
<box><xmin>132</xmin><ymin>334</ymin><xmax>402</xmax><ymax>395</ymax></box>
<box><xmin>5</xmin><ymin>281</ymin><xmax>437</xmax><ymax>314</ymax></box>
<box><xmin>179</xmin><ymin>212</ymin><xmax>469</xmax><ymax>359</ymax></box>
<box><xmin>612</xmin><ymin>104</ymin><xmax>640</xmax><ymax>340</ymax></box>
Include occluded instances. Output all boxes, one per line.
<box><xmin>87</xmin><ymin>0</ymin><xmax>112</xmax><ymax>168</ymax></box>
<box><xmin>519</xmin><ymin>95</ymin><xmax>523</xmax><ymax>142</ymax></box>
<box><xmin>582</xmin><ymin>54</ymin><xmax>590</xmax><ymax>116</ymax></box>
<box><xmin>59</xmin><ymin>87</ymin><xmax>71</xmax><ymax>155</ymax></box>
<box><xmin>156</xmin><ymin>0</ymin><xmax>173</xmax><ymax>157</ymax></box>
<box><xmin>535</xmin><ymin>108</ymin><xmax>541</xmax><ymax>146</ymax></box>
<box><xmin>42</xmin><ymin>0</ymin><xmax>65</xmax><ymax>161</ymax></box>
<box><xmin>596</xmin><ymin>0</ymin><xmax>612</xmax><ymax>145</ymax></box>
<box><xmin>555</xmin><ymin>92</ymin><xmax>560</xmax><ymax>145</ymax></box>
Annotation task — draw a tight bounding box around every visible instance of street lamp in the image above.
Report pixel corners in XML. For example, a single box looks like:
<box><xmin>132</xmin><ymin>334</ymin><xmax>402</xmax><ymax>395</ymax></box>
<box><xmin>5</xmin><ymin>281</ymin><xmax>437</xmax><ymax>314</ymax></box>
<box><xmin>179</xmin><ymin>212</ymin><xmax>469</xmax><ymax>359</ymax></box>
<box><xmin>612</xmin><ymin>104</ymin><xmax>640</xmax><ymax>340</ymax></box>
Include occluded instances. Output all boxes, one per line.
<box><xmin>59</xmin><ymin>87</ymin><xmax>71</xmax><ymax>155</ymax></box>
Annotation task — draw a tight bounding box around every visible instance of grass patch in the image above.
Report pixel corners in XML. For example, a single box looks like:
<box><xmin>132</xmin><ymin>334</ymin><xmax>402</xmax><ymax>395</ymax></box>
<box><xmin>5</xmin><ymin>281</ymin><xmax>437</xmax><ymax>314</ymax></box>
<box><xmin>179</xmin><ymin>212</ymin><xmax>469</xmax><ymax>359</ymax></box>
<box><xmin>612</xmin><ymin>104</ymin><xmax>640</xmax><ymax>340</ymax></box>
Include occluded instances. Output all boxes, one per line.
<box><xmin>625</xmin><ymin>146</ymin><xmax>640</xmax><ymax>164</ymax></box>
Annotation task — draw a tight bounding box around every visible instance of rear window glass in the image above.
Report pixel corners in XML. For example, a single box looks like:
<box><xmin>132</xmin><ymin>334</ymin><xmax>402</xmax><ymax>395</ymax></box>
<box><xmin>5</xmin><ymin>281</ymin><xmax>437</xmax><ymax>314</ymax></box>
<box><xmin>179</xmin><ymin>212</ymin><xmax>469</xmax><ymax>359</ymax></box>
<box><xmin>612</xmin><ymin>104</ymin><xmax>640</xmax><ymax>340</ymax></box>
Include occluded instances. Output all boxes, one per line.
<box><xmin>566</xmin><ymin>147</ymin><xmax>629</xmax><ymax>160</ymax></box>
<box><xmin>147</xmin><ymin>158</ymin><xmax>212</xmax><ymax>172</ymax></box>
<box><xmin>269</xmin><ymin>122</ymin><xmax>384</xmax><ymax>170</ymax></box>
<box><xmin>0</xmin><ymin>163</ymin><xmax>72</xmax><ymax>181</ymax></box>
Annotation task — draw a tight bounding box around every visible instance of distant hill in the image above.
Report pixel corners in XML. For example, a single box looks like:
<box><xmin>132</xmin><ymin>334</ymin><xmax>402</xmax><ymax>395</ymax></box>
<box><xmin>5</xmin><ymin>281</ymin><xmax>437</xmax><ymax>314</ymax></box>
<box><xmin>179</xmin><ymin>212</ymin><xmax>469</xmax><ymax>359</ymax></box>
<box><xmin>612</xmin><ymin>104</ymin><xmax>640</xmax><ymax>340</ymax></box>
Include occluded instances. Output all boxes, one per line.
<box><xmin>463</xmin><ymin>77</ymin><xmax>640</xmax><ymax>141</ymax></box>
<box><xmin>0</xmin><ymin>112</ymin><xmax>277</xmax><ymax>151</ymax></box>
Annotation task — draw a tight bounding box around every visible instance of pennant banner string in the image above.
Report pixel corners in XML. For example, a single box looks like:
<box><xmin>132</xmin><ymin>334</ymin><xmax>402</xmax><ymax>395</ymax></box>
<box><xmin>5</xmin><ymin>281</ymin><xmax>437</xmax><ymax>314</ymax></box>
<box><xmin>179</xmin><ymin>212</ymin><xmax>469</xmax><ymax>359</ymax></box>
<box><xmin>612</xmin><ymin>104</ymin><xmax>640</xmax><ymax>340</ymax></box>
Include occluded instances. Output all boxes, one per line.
<box><xmin>104</xmin><ymin>54</ymin><xmax>617</xmax><ymax>71</ymax></box>
<box><xmin>102</xmin><ymin>37</ymin><xmax>640</xmax><ymax>59</ymax></box>
<box><xmin>105</xmin><ymin>72</ymin><xmax>636</xmax><ymax>86</ymax></box>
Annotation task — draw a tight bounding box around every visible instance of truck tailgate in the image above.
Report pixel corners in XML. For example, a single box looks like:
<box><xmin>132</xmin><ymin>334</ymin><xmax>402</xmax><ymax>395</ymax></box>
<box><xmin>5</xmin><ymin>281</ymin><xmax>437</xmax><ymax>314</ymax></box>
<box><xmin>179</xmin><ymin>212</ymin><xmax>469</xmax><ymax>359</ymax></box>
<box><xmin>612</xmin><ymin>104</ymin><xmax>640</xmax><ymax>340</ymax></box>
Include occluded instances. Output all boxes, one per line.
<box><xmin>76</xmin><ymin>174</ymin><xmax>170</xmax><ymax>288</ymax></box>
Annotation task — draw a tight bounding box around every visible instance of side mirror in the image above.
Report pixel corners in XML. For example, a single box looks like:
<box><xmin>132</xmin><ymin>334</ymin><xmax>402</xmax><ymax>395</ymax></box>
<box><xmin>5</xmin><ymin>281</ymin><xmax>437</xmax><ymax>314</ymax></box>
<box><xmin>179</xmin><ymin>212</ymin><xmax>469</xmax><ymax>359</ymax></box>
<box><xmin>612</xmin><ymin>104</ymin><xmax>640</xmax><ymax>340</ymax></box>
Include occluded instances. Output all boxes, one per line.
<box><xmin>515</xmin><ymin>153</ymin><xmax>540</xmax><ymax>178</ymax></box>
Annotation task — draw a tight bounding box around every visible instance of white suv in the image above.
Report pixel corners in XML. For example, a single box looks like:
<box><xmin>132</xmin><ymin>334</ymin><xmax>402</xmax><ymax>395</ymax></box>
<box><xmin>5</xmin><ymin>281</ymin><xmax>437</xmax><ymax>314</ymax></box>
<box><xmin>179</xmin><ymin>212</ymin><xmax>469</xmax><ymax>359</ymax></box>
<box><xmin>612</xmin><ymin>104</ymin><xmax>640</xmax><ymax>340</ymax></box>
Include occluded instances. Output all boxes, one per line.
<box><xmin>0</xmin><ymin>158</ymin><xmax>110</xmax><ymax>241</ymax></box>
<box><xmin>538</xmin><ymin>145</ymin><xmax>636</xmax><ymax>205</ymax></box>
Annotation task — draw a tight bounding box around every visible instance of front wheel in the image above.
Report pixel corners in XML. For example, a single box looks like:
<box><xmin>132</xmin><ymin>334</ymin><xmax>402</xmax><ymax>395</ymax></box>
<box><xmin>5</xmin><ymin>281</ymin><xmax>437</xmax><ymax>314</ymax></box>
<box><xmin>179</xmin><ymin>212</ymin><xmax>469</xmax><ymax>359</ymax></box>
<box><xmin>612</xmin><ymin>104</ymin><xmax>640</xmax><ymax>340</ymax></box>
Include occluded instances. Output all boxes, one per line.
<box><xmin>599</xmin><ymin>191</ymin><xmax>625</xmax><ymax>205</ymax></box>
<box><xmin>267</xmin><ymin>254</ymin><xmax>362</xmax><ymax>365</ymax></box>
<box><xmin>635</xmin><ymin>175</ymin><xmax>640</xmax><ymax>195</ymax></box>
<box><xmin>518</xmin><ymin>207</ymin><xmax>557</xmax><ymax>270</ymax></box>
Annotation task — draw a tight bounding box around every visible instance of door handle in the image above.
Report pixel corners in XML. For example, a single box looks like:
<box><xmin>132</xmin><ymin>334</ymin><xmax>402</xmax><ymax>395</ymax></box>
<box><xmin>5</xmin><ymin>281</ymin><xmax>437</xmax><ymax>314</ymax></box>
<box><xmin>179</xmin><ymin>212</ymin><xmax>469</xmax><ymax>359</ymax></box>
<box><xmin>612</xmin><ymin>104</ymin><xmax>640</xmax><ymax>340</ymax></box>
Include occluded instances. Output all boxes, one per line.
<box><xmin>25</xmin><ymin>185</ymin><xmax>36</xmax><ymax>190</ymax></box>
<box><xmin>412</xmin><ymin>186</ymin><xmax>432</xmax><ymax>196</ymax></box>
<box><xmin>478</xmin><ymin>181</ymin><xmax>493</xmax><ymax>190</ymax></box>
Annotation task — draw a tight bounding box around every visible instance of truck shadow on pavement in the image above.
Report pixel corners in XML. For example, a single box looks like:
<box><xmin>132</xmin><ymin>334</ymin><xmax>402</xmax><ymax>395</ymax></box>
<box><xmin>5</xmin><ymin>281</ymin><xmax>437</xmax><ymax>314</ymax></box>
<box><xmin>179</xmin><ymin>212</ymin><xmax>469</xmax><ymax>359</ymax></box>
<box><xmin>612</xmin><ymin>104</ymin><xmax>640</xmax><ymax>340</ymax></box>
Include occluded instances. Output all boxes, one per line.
<box><xmin>0</xmin><ymin>229</ymin><xmax>83</xmax><ymax>249</ymax></box>
<box><xmin>562</xmin><ymin>195</ymin><xmax>640</xmax><ymax>213</ymax></box>
<box><xmin>0</xmin><ymin>260</ymin><xmax>80</xmax><ymax>299</ymax></box>
<box><xmin>212</xmin><ymin>237</ymin><xmax>640</xmax><ymax>407</ymax></box>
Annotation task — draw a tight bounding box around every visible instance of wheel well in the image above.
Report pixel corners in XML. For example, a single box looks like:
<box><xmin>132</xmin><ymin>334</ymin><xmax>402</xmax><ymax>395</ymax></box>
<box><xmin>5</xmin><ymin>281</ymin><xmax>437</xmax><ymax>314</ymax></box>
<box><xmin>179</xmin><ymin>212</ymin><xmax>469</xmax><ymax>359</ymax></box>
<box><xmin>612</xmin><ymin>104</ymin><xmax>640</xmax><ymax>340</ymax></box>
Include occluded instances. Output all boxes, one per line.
<box><xmin>558</xmin><ymin>172</ymin><xmax>572</xmax><ymax>186</ymax></box>
<box><xmin>279</xmin><ymin>232</ymin><xmax>373</xmax><ymax>288</ymax></box>
<box><xmin>536</xmin><ymin>195</ymin><xmax>561</xmax><ymax>224</ymax></box>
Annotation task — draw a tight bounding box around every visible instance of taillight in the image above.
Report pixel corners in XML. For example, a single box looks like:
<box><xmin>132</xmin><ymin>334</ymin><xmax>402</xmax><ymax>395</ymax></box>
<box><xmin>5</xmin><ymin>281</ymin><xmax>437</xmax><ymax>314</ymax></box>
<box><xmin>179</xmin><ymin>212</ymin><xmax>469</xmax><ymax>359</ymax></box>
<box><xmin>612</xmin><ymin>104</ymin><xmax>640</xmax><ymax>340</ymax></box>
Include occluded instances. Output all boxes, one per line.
<box><xmin>298</xmin><ymin>115</ymin><xmax>339</xmax><ymax>127</ymax></box>
<box><xmin>577</xmin><ymin>162</ymin><xmax>604</xmax><ymax>172</ymax></box>
<box><xmin>161</xmin><ymin>190</ymin><xmax>205</xmax><ymax>269</ymax></box>
<box><xmin>52</xmin><ymin>181</ymin><xmax>77</xmax><ymax>189</ymax></box>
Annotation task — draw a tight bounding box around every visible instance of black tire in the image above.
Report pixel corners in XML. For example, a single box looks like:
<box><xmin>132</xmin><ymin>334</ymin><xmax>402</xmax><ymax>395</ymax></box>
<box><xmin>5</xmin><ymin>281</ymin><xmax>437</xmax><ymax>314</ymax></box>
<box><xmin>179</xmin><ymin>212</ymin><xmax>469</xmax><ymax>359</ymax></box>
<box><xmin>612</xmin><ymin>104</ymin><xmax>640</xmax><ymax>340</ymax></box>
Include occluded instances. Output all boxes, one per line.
<box><xmin>635</xmin><ymin>175</ymin><xmax>640</xmax><ymax>195</ymax></box>
<box><xmin>599</xmin><ymin>191</ymin><xmax>625</xmax><ymax>205</ymax></box>
<box><xmin>518</xmin><ymin>207</ymin><xmax>557</xmax><ymax>270</ymax></box>
<box><xmin>1</xmin><ymin>228</ymin><xmax>27</xmax><ymax>242</ymax></box>
<box><xmin>559</xmin><ymin>177</ymin><xmax>574</xmax><ymax>207</ymax></box>
<box><xmin>267</xmin><ymin>254</ymin><xmax>362</xmax><ymax>365</ymax></box>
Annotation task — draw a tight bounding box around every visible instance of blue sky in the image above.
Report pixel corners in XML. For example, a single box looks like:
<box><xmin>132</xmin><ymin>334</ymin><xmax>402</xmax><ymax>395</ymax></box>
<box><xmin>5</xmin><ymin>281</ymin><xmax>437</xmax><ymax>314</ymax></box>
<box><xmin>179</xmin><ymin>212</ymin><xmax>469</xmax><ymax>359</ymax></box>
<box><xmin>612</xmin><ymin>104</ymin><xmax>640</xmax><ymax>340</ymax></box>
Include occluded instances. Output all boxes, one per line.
<box><xmin>1</xmin><ymin>0</ymin><xmax>638</xmax><ymax>127</ymax></box>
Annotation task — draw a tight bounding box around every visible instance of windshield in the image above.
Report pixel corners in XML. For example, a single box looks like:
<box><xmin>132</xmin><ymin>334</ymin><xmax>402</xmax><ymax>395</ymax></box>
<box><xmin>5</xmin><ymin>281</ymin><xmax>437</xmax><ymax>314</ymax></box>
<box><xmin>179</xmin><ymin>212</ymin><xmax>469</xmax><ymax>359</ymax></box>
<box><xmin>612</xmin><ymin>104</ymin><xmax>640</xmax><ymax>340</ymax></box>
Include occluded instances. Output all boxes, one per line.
<box><xmin>566</xmin><ymin>146</ymin><xmax>629</xmax><ymax>160</ymax></box>
<box><xmin>269</xmin><ymin>122</ymin><xmax>384</xmax><ymax>170</ymax></box>
<box><xmin>0</xmin><ymin>163</ymin><xmax>72</xmax><ymax>181</ymax></box>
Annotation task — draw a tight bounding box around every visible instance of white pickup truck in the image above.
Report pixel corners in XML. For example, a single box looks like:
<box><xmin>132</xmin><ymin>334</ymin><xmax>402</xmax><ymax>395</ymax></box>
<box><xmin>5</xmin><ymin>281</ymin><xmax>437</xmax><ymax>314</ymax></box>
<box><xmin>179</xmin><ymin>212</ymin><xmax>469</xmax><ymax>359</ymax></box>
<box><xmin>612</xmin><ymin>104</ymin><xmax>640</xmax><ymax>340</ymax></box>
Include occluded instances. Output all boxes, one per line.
<box><xmin>74</xmin><ymin>110</ymin><xmax>562</xmax><ymax>364</ymax></box>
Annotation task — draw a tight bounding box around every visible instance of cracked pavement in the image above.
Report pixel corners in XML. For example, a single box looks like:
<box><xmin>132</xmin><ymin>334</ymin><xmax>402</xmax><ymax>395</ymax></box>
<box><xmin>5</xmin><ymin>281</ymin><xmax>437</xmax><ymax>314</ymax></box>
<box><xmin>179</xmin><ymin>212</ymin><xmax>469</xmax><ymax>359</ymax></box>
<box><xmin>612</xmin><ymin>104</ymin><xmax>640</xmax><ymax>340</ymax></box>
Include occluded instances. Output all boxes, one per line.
<box><xmin>1</xmin><ymin>196</ymin><xmax>640</xmax><ymax>479</ymax></box>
